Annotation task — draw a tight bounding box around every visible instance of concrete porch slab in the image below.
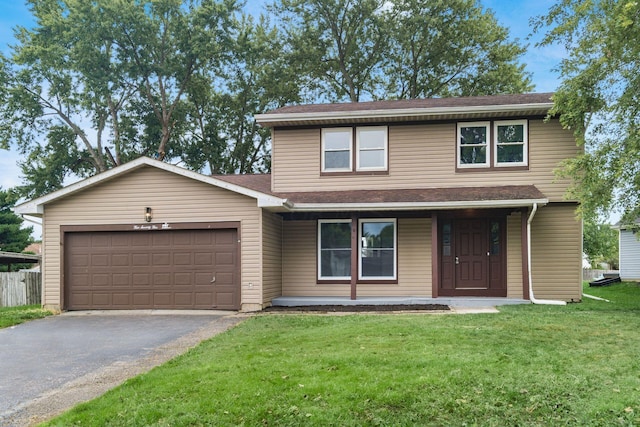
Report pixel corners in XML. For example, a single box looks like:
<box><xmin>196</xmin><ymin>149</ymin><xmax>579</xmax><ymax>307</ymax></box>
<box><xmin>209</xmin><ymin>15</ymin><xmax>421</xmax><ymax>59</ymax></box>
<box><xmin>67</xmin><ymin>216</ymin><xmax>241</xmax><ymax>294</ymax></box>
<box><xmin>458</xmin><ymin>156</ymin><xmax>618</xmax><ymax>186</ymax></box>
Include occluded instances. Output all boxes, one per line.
<box><xmin>271</xmin><ymin>296</ymin><xmax>530</xmax><ymax>308</ymax></box>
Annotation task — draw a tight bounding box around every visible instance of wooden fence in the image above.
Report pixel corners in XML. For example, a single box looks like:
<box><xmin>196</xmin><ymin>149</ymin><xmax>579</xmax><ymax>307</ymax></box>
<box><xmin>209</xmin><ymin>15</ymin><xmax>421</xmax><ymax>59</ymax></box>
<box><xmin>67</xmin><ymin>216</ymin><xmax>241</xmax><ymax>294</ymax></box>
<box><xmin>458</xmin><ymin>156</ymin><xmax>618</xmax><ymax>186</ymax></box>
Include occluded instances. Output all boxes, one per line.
<box><xmin>0</xmin><ymin>272</ymin><xmax>41</xmax><ymax>307</ymax></box>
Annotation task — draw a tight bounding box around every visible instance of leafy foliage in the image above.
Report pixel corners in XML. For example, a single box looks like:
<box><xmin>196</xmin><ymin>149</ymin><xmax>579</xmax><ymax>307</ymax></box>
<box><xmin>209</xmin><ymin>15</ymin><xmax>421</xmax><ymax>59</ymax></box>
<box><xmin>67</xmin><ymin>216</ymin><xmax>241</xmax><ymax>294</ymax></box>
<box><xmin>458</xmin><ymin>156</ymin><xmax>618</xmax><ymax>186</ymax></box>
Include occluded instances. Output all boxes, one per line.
<box><xmin>272</xmin><ymin>0</ymin><xmax>533</xmax><ymax>101</ymax></box>
<box><xmin>535</xmin><ymin>0</ymin><xmax>640</xmax><ymax>223</ymax></box>
<box><xmin>2</xmin><ymin>0</ymin><xmax>533</xmax><ymax>197</ymax></box>
<box><xmin>583</xmin><ymin>220</ymin><xmax>619</xmax><ymax>269</ymax></box>
<box><xmin>0</xmin><ymin>188</ymin><xmax>33</xmax><ymax>254</ymax></box>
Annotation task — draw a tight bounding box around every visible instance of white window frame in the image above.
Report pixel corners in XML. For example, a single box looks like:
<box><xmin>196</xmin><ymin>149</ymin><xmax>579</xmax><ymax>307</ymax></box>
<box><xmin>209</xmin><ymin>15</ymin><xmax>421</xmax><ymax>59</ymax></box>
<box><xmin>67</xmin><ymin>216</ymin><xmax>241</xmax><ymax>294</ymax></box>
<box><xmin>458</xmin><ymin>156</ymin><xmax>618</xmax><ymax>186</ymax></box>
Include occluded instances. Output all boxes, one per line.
<box><xmin>321</xmin><ymin>128</ymin><xmax>353</xmax><ymax>172</ymax></box>
<box><xmin>358</xmin><ymin>218</ymin><xmax>397</xmax><ymax>280</ymax></box>
<box><xmin>457</xmin><ymin>121</ymin><xmax>490</xmax><ymax>168</ymax></box>
<box><xmin>318</xmin><ymin>219</ymin><xmax>352</xmax><ymax>280</ymax></box>
<box><xmin>356</xmin><ymin>126</ymin><xmax>388</xmax><ymax>171</ymax></box>
<box><xmin>494</xmin><ymin>119</ymin><xmax>528</xmax><ymax>167</ymax></box>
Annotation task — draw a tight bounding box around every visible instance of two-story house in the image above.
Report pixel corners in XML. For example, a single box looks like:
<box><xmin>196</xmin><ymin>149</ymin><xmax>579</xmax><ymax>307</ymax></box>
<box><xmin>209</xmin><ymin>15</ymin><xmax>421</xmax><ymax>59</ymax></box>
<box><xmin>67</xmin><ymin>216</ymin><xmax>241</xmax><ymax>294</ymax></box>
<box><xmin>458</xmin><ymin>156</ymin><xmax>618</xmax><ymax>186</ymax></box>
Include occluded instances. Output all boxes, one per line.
<box><xmin>15</xmin><ymin>93</ymin><xmax>582</xmax><ymax>312</ymax></box>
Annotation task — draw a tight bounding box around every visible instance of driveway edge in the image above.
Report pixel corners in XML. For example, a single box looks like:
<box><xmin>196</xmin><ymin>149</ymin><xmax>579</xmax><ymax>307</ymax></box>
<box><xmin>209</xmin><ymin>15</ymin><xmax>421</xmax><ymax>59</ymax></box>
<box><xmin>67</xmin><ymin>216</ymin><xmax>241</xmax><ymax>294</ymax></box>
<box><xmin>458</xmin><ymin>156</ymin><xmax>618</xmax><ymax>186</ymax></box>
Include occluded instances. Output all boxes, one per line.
<box><xmin>4</xmin><ymin>313</ymin><xmax>250</xmax><ymax>427</ymax></box>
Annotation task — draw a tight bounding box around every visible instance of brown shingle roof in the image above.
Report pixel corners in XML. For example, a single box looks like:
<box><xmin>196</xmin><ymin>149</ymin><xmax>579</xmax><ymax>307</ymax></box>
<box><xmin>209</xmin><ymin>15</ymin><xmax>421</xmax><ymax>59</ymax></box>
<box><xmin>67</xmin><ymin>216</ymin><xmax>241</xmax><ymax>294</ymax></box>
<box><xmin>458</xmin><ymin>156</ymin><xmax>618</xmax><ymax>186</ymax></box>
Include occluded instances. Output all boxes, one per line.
<box><xmin>263</xmin><ymin>93</ymin><xmax>554</xmax><ymax>116</ymax></box>
<box><xmin>277</xmin><ymin>186</ymin><xmax>545</xmax><ymax>205</ymax></box>
<box><xmin>213</xmin><ymin>174</ymin><xmax>545</xmax><ymax>207</ymax></box>
<box><xmin>255</xmin><ymin>93</ymin><xmax>555</xmax><ymax>127</ymax></box>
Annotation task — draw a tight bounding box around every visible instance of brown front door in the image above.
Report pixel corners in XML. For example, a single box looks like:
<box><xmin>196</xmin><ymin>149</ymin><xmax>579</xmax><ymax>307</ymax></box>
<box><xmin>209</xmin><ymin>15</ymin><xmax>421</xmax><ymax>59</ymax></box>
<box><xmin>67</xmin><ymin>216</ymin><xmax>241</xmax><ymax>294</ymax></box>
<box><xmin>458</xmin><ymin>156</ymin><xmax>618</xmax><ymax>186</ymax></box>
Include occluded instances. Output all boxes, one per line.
<box><xmin>439</xmin><ymin>217</ymin><xmax>506</xmax><ymax>297</ymax></box>
<box><xmin>455</xmin><ymin>219</ymin><xmax>489</xmax><ymax>290</ymax></box>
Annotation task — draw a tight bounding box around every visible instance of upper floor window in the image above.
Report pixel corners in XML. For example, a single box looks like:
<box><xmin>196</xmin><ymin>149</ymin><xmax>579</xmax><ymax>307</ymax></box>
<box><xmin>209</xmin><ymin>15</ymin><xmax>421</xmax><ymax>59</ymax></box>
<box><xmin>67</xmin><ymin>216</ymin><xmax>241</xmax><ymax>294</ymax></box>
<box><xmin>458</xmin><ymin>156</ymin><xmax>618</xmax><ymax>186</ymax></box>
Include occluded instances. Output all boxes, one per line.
<box><xmin>458</xmin><ymin>122</ymin><xmax>490</xmax><ymax>168</ymax></box>
<box><xmin>457</xmin><ymin>119</ymin><xmax>528</xmax><ymax>169</ymax></box>
<box><xmin>495</xmin><ymin>120</ymin><xmax>528</xmax><ymax>167</ymax></box>
<box><xmin>322</xmin><ymin>126</ymin><xmax>388</xmax><ymax>173</ymax></box>
<box><xmin>356</xmin><ymin>126</ymin><xmax>387</xmax><ymax>171</ymax></box>
<box><xmin>322</xmin><ymin>128</ymin><xmax>352</xmax><ymax>172</ymax></box>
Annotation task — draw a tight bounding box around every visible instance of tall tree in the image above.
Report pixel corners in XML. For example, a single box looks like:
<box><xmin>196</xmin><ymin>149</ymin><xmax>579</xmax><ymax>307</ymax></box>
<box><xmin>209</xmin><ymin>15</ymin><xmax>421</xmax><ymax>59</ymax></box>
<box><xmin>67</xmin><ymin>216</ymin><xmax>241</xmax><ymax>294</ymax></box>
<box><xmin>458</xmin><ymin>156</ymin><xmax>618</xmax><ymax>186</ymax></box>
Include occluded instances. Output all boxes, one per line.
<box><xmin>385</xmin><ymin>0</ymin><xmax>532</xmax><ymax>99</ymax></box>
<box><xmin>0</xmin><ymin>188</ymin><xmax>33</xmax><ymax>254</ymax></box>
<box><xmin>0</xmin><ymin>0</ymin><xmax>238</xmax><ymax>198</ymax></box>
<box><xmin>271</xmin><ymin>0</ymin><xmax>532</xmax><ymax>102</ymax></box>
<box><xmin>534</xmin><ymin>0</ymin><xmax>640</xmax><ymax>223</ymax></box>
<box><xmin>271</xmin><ymin>0</ymin><xmax>389</xmax><ymax>102</ymax></box>
<box><xmin>181</xmin><ymin>14</ymin><xmax>302</xmax><ymax>174</ymax></box>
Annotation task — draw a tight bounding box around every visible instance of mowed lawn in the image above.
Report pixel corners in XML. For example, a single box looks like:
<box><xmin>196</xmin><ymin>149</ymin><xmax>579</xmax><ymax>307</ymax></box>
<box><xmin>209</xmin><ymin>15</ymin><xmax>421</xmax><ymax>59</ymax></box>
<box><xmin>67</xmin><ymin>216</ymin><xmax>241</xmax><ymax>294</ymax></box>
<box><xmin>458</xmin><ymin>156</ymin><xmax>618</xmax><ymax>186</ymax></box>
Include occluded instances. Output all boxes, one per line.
<box><xmin>0</xmin><ymin>305</ymin><xmax>52</xmax><ymax>329</ymax></box>
<box><xmin>45</xmin><ymin>283</ymin><xmax>640</xmax><ymax>426</ymax></box>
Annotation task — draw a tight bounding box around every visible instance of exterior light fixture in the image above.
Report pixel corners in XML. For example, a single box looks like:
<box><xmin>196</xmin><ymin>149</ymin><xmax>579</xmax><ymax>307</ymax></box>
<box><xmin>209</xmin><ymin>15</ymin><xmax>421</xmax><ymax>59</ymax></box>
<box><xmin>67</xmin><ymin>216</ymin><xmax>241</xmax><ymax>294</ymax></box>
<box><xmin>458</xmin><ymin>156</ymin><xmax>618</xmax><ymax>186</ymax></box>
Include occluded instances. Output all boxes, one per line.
<box><xmin>145</xmin><ymin>207</ymin><xmax>152</xmax><ymax>222</ymax></box>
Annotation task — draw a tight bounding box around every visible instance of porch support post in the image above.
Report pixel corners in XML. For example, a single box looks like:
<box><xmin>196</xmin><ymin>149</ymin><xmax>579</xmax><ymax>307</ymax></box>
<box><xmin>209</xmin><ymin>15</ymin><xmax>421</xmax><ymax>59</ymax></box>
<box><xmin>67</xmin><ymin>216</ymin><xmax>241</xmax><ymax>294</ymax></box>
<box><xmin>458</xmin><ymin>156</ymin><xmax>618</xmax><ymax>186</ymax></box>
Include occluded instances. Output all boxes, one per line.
<box><xmin>350</xmin><ymin>215</ymin><xmax>358</xmax><ymax>300</ymax></box>
<box><xmin>431</xmin><ymin>212</ymin><xmax>439</xmax><ymax>298</ymax></box>
<box><xmin>521</xmin><ymin>207</ymin><xmax>531</xmax><ymax>300</ymax></box>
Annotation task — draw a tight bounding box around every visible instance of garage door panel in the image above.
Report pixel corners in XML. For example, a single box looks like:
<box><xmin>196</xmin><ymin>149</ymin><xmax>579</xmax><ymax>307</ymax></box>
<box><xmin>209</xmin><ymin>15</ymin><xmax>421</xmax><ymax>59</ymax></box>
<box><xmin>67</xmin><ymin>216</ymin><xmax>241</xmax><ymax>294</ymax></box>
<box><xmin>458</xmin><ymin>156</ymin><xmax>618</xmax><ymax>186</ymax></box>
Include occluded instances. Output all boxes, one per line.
<box><xmin>194</xmin><ymin>232</ymin><xmax>214</xmax><ymax>245</ymax></box>
<box><xmin>71</xmin><ymin>254</ymin><xmax>89</xmax><ymax>267</ymax></box>
<box><xmin>153</xmin><ymin>253</ymin><xmax>171</xmax><ymax>265</ymax></box>
<box><xmin>92</xmin><ymin>274</ymin><xmax>110</xmax><ymax>287</ymax></box>
<box><xmin>132</xmin><ymin>253</ymin><xmax>150</xmax><ymax>266</ymax></box>
<box><xmin>112</xmin><ymin>254</ymin><xmax>130</xmax><ymax>267</ymax></box>
<box><xmin>91</xmin><ymin>254</ymin><xmax>109</xmax><ymax>266</ymax></box>
<box><xmin>173</xmin><ymin>252</ymin><xmax>192</xmax><ymax>265</ymax></box>
<box><xmin>194</xmin><ymin>252</ymin><xmax>213</xmax><ymax>265</ymax></box>
<box><xmin>65</xmin><ymin>229</ymin><xmax>239</xmax><ymax>310</ymax></box>
<box><xmin>153</xmin><ymin>293</ymin><xmax>172</xmax><ymax>306</ymax></box>
<box><xmin>91</xmin><ymin>234</ymin><xmax>110</xmax><ymax>247</ymax></box>
<box><xmin>91</xmin><ymin>293</ymin><xmax>110</xmax><ymax>306</ymax></box>
<box><xmin>112</xmin><ymin>273</ymin><xmax>130</xmax><ymax>286</ymax></box>
<box><xmin>174</xmin><ymin>293</ymin><xmax>193</xmax><ymax>305</ymax></box>
<box><xmin>174</xmin><ymin>272</ymin><xmax>192</xmax><ymax>285</ymax></box>
<box><xmin>152</xmin><ymin>233</ymin><xmax>171</xmax><ymax>245</ymax></box>
<box><xmin>112</xmin><ymin>293</ymin><xmax>131</xmax><ymax>306</ymax></box>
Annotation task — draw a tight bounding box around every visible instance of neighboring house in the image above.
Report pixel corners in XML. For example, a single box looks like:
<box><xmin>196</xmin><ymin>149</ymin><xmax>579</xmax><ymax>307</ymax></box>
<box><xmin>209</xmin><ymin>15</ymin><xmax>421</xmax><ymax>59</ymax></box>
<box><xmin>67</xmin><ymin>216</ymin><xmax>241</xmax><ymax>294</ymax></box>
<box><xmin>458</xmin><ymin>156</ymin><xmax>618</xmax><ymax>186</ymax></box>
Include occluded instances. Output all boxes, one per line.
<box><xmin>615</xmin><ymin>220</ymin><xmax>640</xmax><ymax>281</ymax></box>
<box><xmin>14</xmin><ymin>93</ymin><xmax>583</xmax><ymax>312</ymax></box>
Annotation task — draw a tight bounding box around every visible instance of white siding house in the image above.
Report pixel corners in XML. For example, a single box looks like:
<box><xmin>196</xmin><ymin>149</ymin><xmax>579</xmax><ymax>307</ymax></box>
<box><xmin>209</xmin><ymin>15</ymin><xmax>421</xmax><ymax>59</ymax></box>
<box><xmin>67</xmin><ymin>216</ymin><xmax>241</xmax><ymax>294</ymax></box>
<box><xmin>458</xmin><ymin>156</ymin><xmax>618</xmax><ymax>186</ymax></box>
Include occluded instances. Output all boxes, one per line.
<box><xmin>619</xmin><ymin>227</ymin><xmax>640</xmax><ymax>281</ymax></box>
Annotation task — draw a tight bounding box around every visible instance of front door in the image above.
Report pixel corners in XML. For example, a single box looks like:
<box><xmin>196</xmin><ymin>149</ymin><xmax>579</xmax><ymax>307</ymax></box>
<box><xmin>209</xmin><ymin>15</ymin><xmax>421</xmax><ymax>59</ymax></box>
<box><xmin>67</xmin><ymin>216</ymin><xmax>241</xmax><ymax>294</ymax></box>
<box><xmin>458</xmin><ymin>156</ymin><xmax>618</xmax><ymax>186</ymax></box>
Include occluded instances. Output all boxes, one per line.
<box><xmin>439</xmin><ymin>217</ymin><xmax>506</xmax><ymax>297</ymax></box>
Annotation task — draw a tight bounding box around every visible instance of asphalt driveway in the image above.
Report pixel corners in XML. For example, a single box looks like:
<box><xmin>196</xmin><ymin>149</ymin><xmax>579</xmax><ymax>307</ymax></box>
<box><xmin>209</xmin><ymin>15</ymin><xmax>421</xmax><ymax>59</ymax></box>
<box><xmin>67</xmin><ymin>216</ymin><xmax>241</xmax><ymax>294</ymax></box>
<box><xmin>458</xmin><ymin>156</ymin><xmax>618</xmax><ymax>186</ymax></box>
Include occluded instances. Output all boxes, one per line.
<box><xmin>0</xmin><ymin>311</ymin><xmax>244</xmax><ymax>426</ymax></box>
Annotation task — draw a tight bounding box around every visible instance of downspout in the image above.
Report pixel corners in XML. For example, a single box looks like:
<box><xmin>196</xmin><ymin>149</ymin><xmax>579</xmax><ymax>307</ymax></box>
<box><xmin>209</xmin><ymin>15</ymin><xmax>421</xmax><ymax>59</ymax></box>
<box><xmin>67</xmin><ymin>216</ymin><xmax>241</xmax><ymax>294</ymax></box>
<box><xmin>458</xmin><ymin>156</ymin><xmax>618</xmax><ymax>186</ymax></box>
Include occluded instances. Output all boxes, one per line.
<box><xmin>527</xmin><ymin>203</ymin><xmax>567</xmax><ymax>306</ymax></box>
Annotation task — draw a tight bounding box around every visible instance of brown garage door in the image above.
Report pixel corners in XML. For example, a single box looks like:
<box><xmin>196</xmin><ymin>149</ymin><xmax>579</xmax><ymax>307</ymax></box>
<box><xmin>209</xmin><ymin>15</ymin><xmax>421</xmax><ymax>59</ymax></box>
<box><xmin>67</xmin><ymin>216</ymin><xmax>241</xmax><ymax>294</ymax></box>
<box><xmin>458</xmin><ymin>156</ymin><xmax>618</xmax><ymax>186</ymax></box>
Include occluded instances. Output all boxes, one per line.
<box><xmin>64</xmin><ymin>228</ymin><xmax>239</xmax><ymax>310</ymax></box>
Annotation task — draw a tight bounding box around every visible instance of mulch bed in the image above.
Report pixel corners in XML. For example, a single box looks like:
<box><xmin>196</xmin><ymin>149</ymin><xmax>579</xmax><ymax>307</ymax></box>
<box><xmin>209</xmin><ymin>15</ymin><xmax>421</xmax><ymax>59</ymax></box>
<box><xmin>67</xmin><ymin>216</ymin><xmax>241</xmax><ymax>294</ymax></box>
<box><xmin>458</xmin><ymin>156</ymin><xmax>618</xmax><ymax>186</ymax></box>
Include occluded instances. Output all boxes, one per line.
<box><xmin>263</xmin><ymin>304</ymin><xmax>450</xmax><ymax>313</ymax></box>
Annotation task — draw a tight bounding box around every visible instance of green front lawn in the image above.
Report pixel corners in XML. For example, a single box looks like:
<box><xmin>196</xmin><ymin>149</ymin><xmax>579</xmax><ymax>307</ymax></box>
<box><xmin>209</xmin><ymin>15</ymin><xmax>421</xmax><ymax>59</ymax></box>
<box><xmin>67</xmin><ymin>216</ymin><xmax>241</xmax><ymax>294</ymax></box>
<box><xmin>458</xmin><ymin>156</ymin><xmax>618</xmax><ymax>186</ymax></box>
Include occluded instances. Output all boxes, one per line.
<box><xmin>45</xmin><ymin>282</ymin><xmax>640</xmax><ymax>426</ymax></box>
<box><xmin>0</xmin><ymin>305</ymin><xmax>53</xmax><ymax>329</ymax></box>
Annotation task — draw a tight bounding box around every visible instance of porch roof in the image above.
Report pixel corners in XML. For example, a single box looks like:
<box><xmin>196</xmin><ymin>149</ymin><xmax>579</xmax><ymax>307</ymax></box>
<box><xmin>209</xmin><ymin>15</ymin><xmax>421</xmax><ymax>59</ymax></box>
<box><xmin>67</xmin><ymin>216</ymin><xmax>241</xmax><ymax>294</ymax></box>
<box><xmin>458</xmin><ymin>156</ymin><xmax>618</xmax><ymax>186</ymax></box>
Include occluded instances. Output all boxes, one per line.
<box><xmin>214</xmin><ymin>174</ymin><xmax>548</xmax><ymax>211</ymax></box>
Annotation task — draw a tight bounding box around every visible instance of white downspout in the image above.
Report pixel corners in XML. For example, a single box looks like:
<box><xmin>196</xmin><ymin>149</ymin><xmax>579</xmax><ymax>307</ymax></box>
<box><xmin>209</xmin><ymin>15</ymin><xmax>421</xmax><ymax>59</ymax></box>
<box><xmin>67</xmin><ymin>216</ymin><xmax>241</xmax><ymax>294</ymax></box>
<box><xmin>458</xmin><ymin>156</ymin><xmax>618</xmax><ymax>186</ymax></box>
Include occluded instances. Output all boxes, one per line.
<box><xmin>527</xmin><ymin>203</ymin><xmax>567</xmax><ymax>306</ymax></box>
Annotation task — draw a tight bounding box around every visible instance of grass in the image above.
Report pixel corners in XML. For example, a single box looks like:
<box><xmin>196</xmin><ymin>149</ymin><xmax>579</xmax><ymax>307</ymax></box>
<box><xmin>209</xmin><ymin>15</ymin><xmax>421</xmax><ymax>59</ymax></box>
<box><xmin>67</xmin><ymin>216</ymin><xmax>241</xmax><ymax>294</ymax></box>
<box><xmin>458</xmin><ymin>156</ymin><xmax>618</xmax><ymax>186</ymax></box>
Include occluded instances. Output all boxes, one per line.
<box><xmin>44</xmin><ymin>282</ymin><xmax>640</xmax><ymax>426</ymax></box>
<box><xmin>0</xmin><ymin>304</ymin><xmax>53</xmax><ymax>329</ymax></box>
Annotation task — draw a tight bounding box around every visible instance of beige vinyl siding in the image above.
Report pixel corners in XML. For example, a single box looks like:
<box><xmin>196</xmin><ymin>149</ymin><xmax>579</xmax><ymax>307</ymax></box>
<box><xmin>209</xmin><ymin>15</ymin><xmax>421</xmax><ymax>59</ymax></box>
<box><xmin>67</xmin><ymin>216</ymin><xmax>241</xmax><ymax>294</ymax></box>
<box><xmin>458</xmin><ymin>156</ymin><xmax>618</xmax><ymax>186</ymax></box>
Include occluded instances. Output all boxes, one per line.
<box><xmin>530</xmin><ymin>203</ymin><xmax>582</xmax><ymax>301</ymax></box>
<box><xmin>272</xmin><ymin>119</ymin><xmax>579</xmax><ymax>202</ymax></box>
<box><xmin>282</xmin><ymin>218</ymin><xmax>432</xmax><ymax>297</ymax></box>
<box><xmin>42</xmin><ymin>166</ymin><xmax>263</xmax><ymax>311</ymax></box>
<box><xmin>506</xmin><ymin>211</ymin><xmax>524</xmax><ymax>298</ymax></box>
<box><xmin>261</xmin><ymin>211</ymin><xmax>283</xmax><ymax>305</ymax></box>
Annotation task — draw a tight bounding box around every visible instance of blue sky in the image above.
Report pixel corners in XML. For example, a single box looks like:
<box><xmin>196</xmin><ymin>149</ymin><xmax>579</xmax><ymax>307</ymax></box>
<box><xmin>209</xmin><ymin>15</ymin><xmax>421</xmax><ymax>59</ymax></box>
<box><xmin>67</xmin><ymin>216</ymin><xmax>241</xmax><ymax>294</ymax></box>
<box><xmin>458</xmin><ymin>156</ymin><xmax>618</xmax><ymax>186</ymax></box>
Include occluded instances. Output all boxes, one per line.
<box><xmin>0</xmin><ymin>0</ymin><xmax>564</xmax><ymax>194</ymax></box>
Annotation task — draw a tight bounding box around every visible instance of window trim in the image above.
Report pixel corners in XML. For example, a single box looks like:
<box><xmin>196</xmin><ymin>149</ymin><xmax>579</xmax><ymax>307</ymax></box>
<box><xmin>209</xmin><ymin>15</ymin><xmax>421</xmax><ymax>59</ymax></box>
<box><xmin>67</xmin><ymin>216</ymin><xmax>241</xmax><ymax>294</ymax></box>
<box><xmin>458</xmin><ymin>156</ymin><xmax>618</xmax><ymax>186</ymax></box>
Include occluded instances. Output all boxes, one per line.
<box><xmin>494</xmin><ymin>119</ymin><xmax>528</xmax><ymax>167</ymax></box>
<box><xmin>321</xmin><ymin>128</ymin><xmax>353</xmax><ymax>172</ymax></box>
<box><xmin>317</xmin><ymin>219</ymin><xmax>352</xmax><ymax>281</ymax></box>
<box><xmin>457</xmin><ymin>121</ymin><xmax>491</xmax><ymax>169</ymax></box>
<box><xmin>356</xmin><ymin>126</ymin><xmax>388</xmax><ymax>171</ymax></box>
<box><xmin>358</xmin><ymin>218</ymin><xmax>397</xmax><ymax>281</ymax></box>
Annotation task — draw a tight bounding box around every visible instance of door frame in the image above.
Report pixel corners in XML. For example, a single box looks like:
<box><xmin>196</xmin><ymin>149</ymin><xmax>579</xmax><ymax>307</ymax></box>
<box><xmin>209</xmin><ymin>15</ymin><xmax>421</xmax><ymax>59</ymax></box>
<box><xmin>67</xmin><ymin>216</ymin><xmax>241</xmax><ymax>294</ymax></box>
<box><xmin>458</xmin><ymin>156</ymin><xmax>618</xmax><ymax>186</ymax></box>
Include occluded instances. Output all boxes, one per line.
<box><xmin>433</xmin><ymin>210</ymin><xmax>507</xmax><ymax>297</ymax></box>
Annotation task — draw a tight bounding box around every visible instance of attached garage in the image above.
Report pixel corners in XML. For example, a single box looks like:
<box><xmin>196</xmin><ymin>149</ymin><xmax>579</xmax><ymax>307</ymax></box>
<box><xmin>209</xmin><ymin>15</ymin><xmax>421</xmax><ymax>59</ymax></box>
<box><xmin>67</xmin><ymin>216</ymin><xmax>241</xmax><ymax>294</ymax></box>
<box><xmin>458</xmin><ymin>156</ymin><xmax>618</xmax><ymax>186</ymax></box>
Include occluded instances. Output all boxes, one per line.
<box><xmin>63</xmin><ymin>227</ymin><xmax>239</xmax><ymax>310</ymax></box>
<box><xmin>14</xmin><ymin>157</ymin><xmax>287</xmax><ymax>312</ymax></box>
